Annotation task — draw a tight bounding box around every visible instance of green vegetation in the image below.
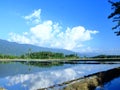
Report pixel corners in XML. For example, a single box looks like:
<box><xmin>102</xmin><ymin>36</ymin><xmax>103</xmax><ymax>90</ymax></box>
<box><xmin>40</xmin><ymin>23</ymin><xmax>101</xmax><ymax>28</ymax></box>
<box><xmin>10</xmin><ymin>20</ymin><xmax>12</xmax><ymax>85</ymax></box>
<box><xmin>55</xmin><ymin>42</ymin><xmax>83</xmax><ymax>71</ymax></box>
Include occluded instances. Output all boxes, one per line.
<box><xmin>0</xmin><ymin>54</ymin><xmax>18</xmax><ymax>59</ymax></box>
<box><xmin>26</xmin><ymin>51</ymin><xmax>65</xmax><ymax>59</ymax></box>
<box><xmin>21</xmin><ymin>61</ymin><xmax>63</xmax><ymax>68</ymax></box>
<box><xmin>0</xmin><ymin>52</ymin><xmax>120</xmax><ymax>60</ymax></box>
<box><xmin>0</xmin><ymin>51</ymin><xmax>79</xmax><ymax>59</ymax></box>
<box><xmin>92</xmin><ymin>54</ymin><xmax>120</xmax><ymax>58</ymax></box>
<box><xmin>65</xmin><ymin>54</ymin><xmax>79</xmax><ymax>59</ymax></box>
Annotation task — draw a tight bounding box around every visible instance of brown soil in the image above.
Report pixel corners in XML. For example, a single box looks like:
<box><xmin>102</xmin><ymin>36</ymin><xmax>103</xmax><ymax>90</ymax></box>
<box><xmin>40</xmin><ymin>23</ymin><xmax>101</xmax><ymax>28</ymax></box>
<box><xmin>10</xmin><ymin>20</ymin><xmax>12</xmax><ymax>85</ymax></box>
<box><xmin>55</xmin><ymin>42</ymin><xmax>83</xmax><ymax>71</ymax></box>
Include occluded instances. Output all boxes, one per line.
<box><xmin>40</xmin><ymin>67</ymin><xmax>120</xmax><ymax>90</ymax></box>
<box><xmin>63</xmin><ymin>67</ymin><xmax>120</xmax><ymax>90</ymax></box>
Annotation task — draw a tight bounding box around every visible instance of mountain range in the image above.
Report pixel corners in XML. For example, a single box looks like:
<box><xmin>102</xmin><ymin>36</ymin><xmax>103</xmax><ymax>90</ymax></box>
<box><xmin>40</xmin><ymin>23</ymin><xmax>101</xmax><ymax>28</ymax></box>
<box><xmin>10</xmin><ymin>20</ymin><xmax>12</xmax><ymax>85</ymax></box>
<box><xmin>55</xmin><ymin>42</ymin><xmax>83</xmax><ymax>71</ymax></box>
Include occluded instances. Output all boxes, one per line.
<box><xmin>0</xmin><ymin>39</ymin><xmax>76</xmax><ymax>56</ymax></box>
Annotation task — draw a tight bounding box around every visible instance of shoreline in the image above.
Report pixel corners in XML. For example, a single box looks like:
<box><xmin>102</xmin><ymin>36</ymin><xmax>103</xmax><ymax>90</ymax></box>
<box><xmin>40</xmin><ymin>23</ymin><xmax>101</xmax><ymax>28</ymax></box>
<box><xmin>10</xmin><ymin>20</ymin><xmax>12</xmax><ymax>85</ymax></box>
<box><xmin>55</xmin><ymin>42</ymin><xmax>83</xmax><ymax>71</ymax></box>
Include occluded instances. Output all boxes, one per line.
<box><xmin>0</xmin><ymin>60</ymin><xmax>120</xmax><ymax>90</ymax></box>
<box><xmin>0</xmin><ymin>58</ymin><xmax>120</xmax><ymax>61</ymax></box>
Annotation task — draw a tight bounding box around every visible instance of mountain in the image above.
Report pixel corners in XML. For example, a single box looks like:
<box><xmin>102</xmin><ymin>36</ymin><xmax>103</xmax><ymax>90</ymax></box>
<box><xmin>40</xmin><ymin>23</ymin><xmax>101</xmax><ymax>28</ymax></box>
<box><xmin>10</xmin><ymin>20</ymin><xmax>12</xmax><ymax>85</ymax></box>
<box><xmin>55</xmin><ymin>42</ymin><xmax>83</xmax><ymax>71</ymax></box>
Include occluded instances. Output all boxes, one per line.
<box><xmin>0</xmin><ymin>39</ymin><xmax>76</xmax><ymax>56</ymax></box>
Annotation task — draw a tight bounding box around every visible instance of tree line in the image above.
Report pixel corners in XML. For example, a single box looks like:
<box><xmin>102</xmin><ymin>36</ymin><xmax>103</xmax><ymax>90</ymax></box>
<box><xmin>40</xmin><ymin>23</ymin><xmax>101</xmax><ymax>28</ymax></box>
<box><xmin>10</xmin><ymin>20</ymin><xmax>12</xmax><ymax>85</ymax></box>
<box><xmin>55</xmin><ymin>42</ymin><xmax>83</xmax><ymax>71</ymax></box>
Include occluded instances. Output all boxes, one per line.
<box><xmin>1</xmin><ymin>51</ymin><xmax>120</xmax><ymax>59</ymax></box>
<box><xmin>92</xmin><ymin>54</ymin><xmax>120</xmax><ymax>58</ymax></box>
<box><xmin>0</xmin><ymin>51</ymin><xmax>79</xmax><ymax>59</ymax></box>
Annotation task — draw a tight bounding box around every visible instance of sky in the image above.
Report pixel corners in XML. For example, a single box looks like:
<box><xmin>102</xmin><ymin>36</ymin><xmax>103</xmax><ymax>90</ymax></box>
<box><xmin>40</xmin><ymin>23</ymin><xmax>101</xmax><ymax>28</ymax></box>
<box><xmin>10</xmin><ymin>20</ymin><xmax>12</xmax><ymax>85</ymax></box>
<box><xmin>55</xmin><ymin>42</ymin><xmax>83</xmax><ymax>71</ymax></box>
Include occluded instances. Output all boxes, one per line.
<box><xmin>0</xmin><ymin>0</ymin><xmax>120</xmax><ymax>54</ymax></box>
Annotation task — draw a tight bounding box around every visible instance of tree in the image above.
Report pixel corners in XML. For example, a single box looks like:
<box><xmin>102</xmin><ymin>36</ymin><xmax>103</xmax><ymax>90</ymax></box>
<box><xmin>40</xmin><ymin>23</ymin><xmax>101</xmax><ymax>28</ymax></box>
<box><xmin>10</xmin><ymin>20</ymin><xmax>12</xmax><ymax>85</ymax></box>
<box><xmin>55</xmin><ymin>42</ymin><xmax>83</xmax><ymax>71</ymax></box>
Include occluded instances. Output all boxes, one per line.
<box><xmin>108</xmin><ymin>0</ymin><xmax>120</xmax><ymax>36</ymax></box>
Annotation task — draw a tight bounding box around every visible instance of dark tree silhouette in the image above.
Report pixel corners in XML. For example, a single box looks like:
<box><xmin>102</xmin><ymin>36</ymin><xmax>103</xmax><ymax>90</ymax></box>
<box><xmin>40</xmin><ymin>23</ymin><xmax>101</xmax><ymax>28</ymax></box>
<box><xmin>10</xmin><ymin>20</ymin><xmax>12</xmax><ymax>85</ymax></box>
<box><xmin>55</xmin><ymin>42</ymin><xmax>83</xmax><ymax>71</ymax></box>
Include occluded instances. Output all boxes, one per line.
<box><xmin>108</xmin><ymin>0</ymin><xmax>120</xmax><ymax>36</ymax></box>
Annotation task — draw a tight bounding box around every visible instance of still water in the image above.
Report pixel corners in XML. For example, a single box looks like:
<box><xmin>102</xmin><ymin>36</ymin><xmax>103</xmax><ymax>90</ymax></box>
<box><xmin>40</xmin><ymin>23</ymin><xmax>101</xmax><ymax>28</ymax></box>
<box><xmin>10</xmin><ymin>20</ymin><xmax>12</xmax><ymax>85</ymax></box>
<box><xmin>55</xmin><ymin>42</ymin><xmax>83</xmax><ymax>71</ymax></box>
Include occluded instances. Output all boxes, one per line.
<box><xmin>95</xmin><ymin>77</ymin><xmax>120</xmax><ymax>90</ymax></box>
<box><xmin>0</xmin><ymin>61</ymin><xmax>120</xmax><ymax>90</ymax></box>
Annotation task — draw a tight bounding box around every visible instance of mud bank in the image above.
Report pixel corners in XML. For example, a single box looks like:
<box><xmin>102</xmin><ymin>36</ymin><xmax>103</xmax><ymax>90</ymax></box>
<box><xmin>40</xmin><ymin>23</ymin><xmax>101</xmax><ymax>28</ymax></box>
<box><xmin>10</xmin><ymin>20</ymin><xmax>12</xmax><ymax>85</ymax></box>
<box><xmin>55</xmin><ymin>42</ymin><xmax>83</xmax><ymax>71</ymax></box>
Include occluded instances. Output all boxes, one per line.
<box><xmin>40</xmin><ymin>67</ymin><xmax>120</xmax><ymax>90</ymax></box>
<box><xmin>64</xmin><ymin>67</ymin><xmax>120</xmax><ymax>90</ymax></box>
<box><xmin>0</xmin><ymin>87</ymin><xmax>6</xmax><ymax>90</ymax></box>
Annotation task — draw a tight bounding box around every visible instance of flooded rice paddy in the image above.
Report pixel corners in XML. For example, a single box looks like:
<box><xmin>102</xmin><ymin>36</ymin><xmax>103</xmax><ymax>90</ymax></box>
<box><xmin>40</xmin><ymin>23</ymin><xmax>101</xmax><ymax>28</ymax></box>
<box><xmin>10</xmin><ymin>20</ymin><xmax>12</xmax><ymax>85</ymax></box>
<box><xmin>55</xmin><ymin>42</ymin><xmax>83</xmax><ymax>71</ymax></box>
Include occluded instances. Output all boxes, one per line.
<box><xmin>0</xmin><ymin>60</ymin><xmax>120</xmax><ymax>90</ymax></box>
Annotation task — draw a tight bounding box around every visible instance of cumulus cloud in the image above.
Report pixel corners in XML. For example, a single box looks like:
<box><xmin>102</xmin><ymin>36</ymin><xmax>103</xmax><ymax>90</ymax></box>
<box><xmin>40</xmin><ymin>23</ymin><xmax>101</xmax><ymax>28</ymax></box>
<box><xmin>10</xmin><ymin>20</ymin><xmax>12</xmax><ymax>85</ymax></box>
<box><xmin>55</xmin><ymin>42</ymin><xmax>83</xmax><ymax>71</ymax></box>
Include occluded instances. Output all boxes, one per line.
<box><xmin>30</xmin><ymin>20</ymin><xmax>53</xmax><ymax>41</ymax></box>
<box><xmin>9</xmin><ymin>9</ymin><xmax>99</xmax><ymax>52</ymax></box>
<box><xmin>9</xmin><ymin>32</ymin><xmax>31</xmax><ymax>44</ymax></box>
<box><xmin>23</xmin><ymin>9</ymin><xmax>41</xmax><ymax>24</ymax></box>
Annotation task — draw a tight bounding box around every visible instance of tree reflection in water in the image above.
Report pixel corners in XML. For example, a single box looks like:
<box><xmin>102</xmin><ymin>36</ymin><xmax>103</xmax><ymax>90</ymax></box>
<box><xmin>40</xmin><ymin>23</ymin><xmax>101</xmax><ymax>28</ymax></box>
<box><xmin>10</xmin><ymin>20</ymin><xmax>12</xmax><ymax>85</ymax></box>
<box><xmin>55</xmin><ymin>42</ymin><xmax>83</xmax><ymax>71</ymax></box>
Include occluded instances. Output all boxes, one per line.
<box><xmin>20</xmin><ymin>61</ymin><xmax>64</xmax><ymax>68</ymax></box>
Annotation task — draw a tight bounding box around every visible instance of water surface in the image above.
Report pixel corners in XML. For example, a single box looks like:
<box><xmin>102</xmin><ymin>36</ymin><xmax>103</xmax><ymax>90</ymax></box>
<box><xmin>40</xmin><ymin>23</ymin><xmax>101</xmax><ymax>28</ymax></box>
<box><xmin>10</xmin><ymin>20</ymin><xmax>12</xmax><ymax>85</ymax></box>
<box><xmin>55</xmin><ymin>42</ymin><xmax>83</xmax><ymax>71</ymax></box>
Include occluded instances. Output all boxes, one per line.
<box><xmin>0</xmin><ymin>61</ymin><xmax>120</xmax><ymax>90</ymax></box>
<box><xmin>95</xmin><ymin>77</ymin><xmax>120</xmax><ymax>90</ymax></box>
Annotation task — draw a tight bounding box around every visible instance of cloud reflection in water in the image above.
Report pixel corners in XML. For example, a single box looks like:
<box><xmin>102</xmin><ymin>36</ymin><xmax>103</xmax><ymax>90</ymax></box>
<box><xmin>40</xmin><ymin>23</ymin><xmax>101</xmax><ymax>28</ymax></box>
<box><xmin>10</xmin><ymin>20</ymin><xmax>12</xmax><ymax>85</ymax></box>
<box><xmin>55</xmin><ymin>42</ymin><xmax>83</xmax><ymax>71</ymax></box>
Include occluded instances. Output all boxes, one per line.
<box><xmin>4</xmin><ymin>64</ymin><xmax>120</xmax><ymax>90</ymax></box>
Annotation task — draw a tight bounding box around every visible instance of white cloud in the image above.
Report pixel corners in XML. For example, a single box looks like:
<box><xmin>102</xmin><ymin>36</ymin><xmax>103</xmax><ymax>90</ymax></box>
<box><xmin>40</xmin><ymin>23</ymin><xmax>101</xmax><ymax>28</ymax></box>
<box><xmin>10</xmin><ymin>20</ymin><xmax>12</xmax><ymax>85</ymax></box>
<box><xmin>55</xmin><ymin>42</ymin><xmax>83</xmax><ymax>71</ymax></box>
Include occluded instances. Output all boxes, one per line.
<box><xmin>30</xmin><ymin>20</ymin><xmax>53</xmax><ymax>41</ymax></box>
<box><xmin>9</xmin><ymin>9</ymin><xmax>99</xmax><ymax>52</ymax></box>
<box><xmin>9</xmin><ymin>33</ymin><xmax>31</xmax><ymax>44</ymax></box>
<box><xmin>23</xmin><ymin>9</ymin><xmax>41</xmax><ymax>24</ymax></box>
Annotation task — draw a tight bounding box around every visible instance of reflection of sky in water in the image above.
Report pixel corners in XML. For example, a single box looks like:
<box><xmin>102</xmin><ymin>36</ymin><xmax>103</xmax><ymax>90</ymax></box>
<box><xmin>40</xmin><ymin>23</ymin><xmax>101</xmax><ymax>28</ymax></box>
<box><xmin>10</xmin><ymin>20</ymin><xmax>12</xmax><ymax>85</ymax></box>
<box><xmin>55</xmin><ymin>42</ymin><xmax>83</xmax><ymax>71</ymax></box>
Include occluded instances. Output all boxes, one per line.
<box><xmin>0</xmin><ymin>62</ymin><xmax>120</xmax><ymax>90</ymax></box>
<box><xmin>104</xmin><ymin>77</ymin><xmax>120</xmax><ymax>90</ymax></box>
<box><xmin>95</xmin><ymin>77</ymin><xmax>120</xmax><ymax>90</ymax></box>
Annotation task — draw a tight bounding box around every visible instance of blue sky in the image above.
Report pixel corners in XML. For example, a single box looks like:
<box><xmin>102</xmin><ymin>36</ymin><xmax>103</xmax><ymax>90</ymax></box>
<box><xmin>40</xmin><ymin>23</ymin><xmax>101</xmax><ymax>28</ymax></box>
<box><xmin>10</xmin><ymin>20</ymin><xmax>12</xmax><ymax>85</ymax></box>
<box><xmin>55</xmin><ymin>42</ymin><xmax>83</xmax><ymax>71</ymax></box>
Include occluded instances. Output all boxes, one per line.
<box><xmin>0</xmin><ymin>0</ymin><xmax>120</xmax><ymax>54</ymax></box>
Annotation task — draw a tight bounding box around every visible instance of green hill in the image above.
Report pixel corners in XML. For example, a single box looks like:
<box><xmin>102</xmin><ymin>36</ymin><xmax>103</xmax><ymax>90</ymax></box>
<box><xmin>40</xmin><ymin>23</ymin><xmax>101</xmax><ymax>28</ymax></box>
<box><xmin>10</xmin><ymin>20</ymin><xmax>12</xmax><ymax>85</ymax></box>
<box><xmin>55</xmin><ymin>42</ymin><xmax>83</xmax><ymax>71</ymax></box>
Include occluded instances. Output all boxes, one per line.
<box><xmin>0</xmin><ymin>39</ymin><xmax>75</xmax><ymax>56</ymax></box>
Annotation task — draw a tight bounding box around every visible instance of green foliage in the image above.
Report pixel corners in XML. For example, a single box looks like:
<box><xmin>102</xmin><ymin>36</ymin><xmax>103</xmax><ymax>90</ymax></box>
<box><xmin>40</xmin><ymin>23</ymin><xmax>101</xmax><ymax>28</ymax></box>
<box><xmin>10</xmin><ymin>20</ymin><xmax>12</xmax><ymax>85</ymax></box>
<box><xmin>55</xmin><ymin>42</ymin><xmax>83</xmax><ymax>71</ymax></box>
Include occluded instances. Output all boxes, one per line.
<box><xmin>108</xmin><ymin>0</ymin><xmax>120</xmax><ymax>36</ymax></box>
<box><xmin>0</xmin><ymin>51</ymin><xmax>80</xmax><ymax>59</ymax></box>
<box><xmin>21</xmin><ymin>61</ymin><xmax>63</xmax><ymax>68</ymax></box>
<box><xmin>20</xmin><ymin>55</ymin><xmax>26</xmax><ymax>59</ymax></box>
<box><xmin>65</xmin><ymin>54</ymin><xmax>79</xmax><ymax>59</ymax></box>
<box><xmin>93</xmin><ymin>54</ymin><xmax>120</xmax><ymax>58</ymax></box>
<box><xmin>0</xmin><ymin>54</ymin><xmax>18</xmax><ymax>59</ymax></box>
<box><xmin>93</xmin><ymin>55</ymin><xmax>107</xmax><ymax>58</ymax></box>
<box><xmin>25</xmin><ymin>51</ymin><xmax>65</xmax><ymax>59</ymax></box>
